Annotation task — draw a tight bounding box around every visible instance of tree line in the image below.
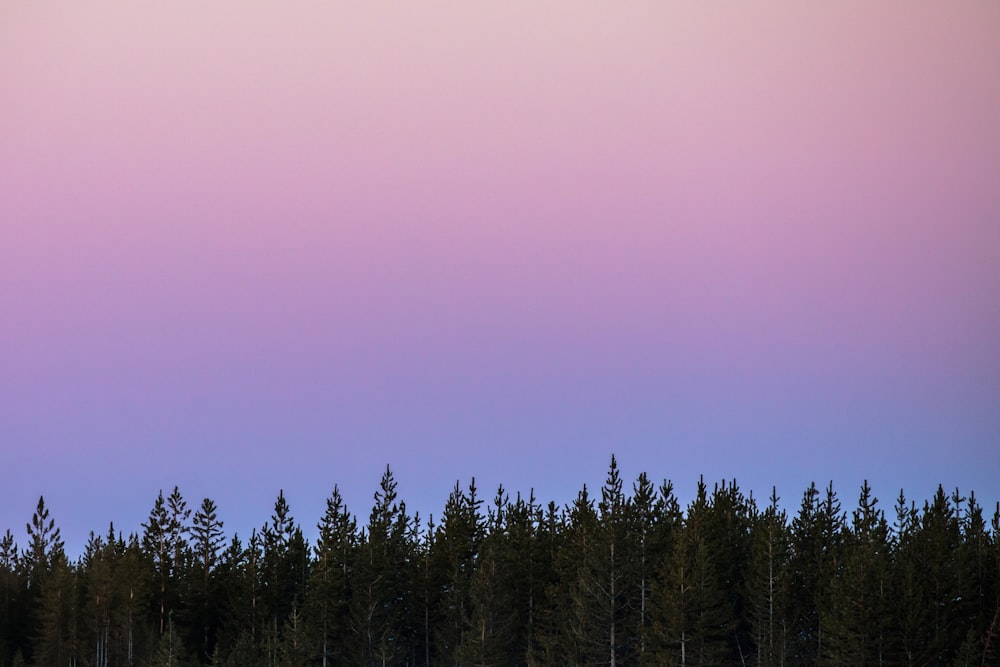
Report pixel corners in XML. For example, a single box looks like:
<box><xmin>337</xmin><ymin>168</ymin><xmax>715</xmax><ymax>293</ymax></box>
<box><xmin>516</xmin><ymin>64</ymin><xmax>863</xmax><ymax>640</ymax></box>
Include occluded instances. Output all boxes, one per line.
<box><xmin>1</xmin><ymin>456</ymin><xmax>998</xmax><ymax>666</ymax></box>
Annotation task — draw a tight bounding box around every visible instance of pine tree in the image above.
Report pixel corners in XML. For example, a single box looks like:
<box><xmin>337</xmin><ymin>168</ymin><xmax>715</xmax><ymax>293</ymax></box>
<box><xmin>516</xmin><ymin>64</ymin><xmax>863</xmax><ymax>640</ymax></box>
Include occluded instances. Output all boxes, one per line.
<box><xmin>34</xmin><ymin>546</ymin><xmax>79</xmax><ymax>666</ymax></box>
<box><xmin>24</xmin><ymin>496</ymin><xmax>72</xmax><ymax>665</ymax></box>
<box><xmin>527</xmin><ymin>500</ymin><xmax>565</xmax><ymax>666</ymax></box>
<box><xmin>0</xmin><ymin>529</ymin><xmax>23</xmax><ymax>666</ymax></box>
<box><xmin>457</xmin><ymin>486</ymin><xmax>519</xmax><ymax>666</ymax></box>
<box><xmin>537</xmin><ymin>485</ymin><xmax>601</xmax><ymax>665</ymax></box>
<box><xmin>599</xmin><ymin>456</ymin><xmax>634</xmax><ymax>666</ymax></box>
<box><xmin>351</xmin><ymin>466</ymin><xmax>414</xmax><ymax>666</ymax></box>
<box><xmin>118</xmin><ymin>531</ymin><xmax>148</xmax><ymax>664</ymax></box>
<box><xmin>307</xmin><ymin>485</ymin><xmax>357</xmax><ymax>667</ymax></box>
<box><xmin>276</xmin><ymin>603</ymin><xmax>308</xmax><ymax>667</ymax></box>
<box><xmin>985</xmin><ymin>502</ymin><xmax>1000</xmax><ymax>664</ymax></box>
<box><xmin>651</xmin><ymin>478</ymin><xmax>731</xmax><ymax>666</ymax></box>
<box><xmin>2</xmin><ymin>463</ymin><xmax>996</xmax><ymax>665</ymax></box>
<box><xmin>191</xmin><ymin>497</ymin><xmax>225</xmax><ymax>662</ymax></box>
<box><xmin>505</xmin><ymin>489</ymin><xmax>547</xmax><ymax>665</ymax></box>
<box><xmin>143</xmin><ymin>488</ymin><xmax>191</xmax><ymax>639</ymax></box>
<box><xmin>915</xmin><ymin>486</ymin><xmax>965</xmax><ymax>663</ymax></box>
<box><xmin>891</xmin><ymin>487</ymin><xmax>923</xmax><ymax>665</ymax></box>
<box><xmin>627</xmin><ymin>472</ymin><xmax>663</xmax><ymax>662</ymax></box>
<box><xmin>152</xmin><ymin>615</ymin><xmax>193</xmax><ymax>667</ymax></box>
<box><xmin>787</xmin><ymin>482</ymin><xmax>845</xmax><ymax>665</ymax></box>
<box><xmin>24</xmin><ymin>496</ymin><xmax>63</xmax><ymax>587</ymax></box>
<box><xmin>705</xmin><ymin>479</ymin><xmax>752</xmax><ymax>664</ymax></box>
<box><xmin>746</xmin><ymin>488</ymin><xmax>790</xmax><ymax>667</ymax></box>
<box><xmin>213</xmin><ymin>532</ymin><xmax>259</xmax><ymax>661</ymax></box>
<box><xmin>80</xmin><ymin>528</ymin><xmax>113</xmax><ymax>667</ymax></box>
<box><xmin>954</xmin><ymin>491</ymin><xmax>995</xmax><ymax>662</ymax></box>
<box><xmin>821</xmin><ymin>480</ymin><xmax>891</xmax><ymax>665</ymax></box>
<box><xmin>260</xmin><ymin>490</ymin><xmax>309</xmax><ymax>667</ymax></box>
<box><xmin>427</xmin><ymin>479</ymin><xmax>483</xmax><ymax>664</ymax></box>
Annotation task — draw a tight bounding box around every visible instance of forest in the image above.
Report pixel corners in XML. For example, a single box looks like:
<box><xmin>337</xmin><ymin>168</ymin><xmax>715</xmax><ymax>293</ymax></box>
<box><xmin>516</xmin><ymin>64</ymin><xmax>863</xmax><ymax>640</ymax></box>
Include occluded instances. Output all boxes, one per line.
<box><xmin>1</xmin><ymin>457</ymin><xmax>997</xmax><ymax>666</ymax></box>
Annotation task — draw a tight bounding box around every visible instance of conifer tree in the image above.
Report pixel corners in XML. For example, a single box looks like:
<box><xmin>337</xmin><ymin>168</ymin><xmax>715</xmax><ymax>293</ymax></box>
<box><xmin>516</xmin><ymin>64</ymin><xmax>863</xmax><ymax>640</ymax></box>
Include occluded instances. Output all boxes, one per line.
<box><xmin>745</xmin><ymin>488</ymin><xmax>790</xmax><ymax>667</ymax></box>
<box><xmin>787</xmin><ymin>482</ymin><xmax>845</xmax><ymax>664</ymax></box>
<box><xmin>80</xmin><ymin>528</ymin><xmax>113</xmax><ymax>667</ymax></box>
<box><xmin>34</xmin><ymin>547</ymin><xmax>78</xmax><ymax>666</ymax></box>
<box><xmin>548</xmin><ymin>485</ymin><xmax>602</xmax><ymax>665</ymax></box>
<box><xmin>457</xmin><ymin>486</ymin><xmax>518</xmax><ymax>666</ymax></box>
<box><xmin>704</xmin><ymin>479</ymin><xmax>752</xmax><ymax>664</ymax></box>
<box><xmin>910</xmin><ymin>486</ymin><xmax>966</xmax><ymax>663</ymax></box>
<box><xmin>24</xmin><ymin>496</ymin><xmax>71</xmax><ymax>665</ymax></box>
<box><xmin>191</xmin><ymin>497</ymin><xmax>225</xmax><ymax>662</ymax></box>
<box><xmin>528</xmin><ymin>500</ymin><xmax>566</xmax><ymax>666</ymax></box>
<box><xmin>260</xmin><ymin>490</ymin><xmax>309</xmax><ymax>666</ymax></box>
<box><xmin>214</xmin><ymin>532</ymin><xmax>255</xmax><ymax>660</ymax></box>
<box><xmin>627</xmin><ymin>473</ymin><xmax>658</xmax><ymax>661</ymax></box>
<box><xmin>983</xmin><ymin>502</ymin><xmax>1000</xmax><ymax>664</ymax></box>
<box><xmin>276</xmin><ymin>603</ymin><xmax>308</xmax><ymax>667</ymax></box>
<box><xmin>651</xmin><ymin>478</ymin><xmax>730</xmax><ymax>666</ymax></box>
<box><xmin>505</xmin><ymin>490</ymin><xmax>547</xmax><ymax>665</ymax></box>
<box><xmin>954</xmin><ymin>491</ymin><xmax>995</xmax><ymax>660</ymax></box>
<box><xmin>352</xmin><ymin>466</ymin><xmax>414</xmax><ymax>666</ymax></box>
<box><xmin>118</xmin><ymin>531</ymin><xmax>148</xmax><ymax>664</ymax></box>
<box><xmin>0</xmin><ymin>530</ymin><xmax>22</xmax><ymax>666</ymax></box>
<box><xmin>891</xmin><ymin>487</ymin><xmax>924</xmax><ymax>665</ymax></box>
<box><xmin>24</xmin><ymin>496</ymin><xmax>63</xmax><ymax>587</ymax></box>
<box><xmin>0</xmin><ymin>461</ymin><xmax>996</xmax><ymax>665</ymax></box>
<box><xmin>143</xmin><ymin>488</ymin><xmax>190</xmax><ymax>638</ymax></box>
<box><xmin>821</xmin><ymin>480</ymin><xmax>891</xmax><ymax>665</ymax></box>
<box><xmin>308</xmin><ymin>485</ymin><xmax>357</xmax><ymax>667</ymax></box>
<box><xmin>152</xmin><ymin>615</ymin><xmax>192</xmax><ymax>667</ymax></box>
<box><xmin>430</xmin><ymin>478</ymin><xmax>484</xmax><ymax>664</ymax></box>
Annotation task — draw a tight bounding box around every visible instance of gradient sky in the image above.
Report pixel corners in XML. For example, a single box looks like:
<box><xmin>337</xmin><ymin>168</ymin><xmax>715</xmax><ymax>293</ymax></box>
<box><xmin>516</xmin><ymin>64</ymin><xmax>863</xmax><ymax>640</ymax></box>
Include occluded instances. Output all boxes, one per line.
<box><xmin>2</xmin><ymin>1</ymin><xmax>999</xmax><ymax>553</ymax></box>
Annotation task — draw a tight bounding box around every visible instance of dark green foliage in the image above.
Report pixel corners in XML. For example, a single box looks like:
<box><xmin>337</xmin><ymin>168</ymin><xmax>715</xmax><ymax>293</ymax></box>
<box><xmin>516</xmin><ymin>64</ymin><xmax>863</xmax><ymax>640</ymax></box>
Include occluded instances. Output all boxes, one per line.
<box><xmin>143</xmin><ymin>487</ymin><xmax>192</xmax><ymax>640</ymax></box>
<box><xmin>3</xmin><ymin>462</ymin><xmax>997</xmax><ymax>666</ymax></box>
<box><xmin>307</xmin><ymin>485</ymin><xmax>356</xmax><ymax>666</ymax></box>
<box><xmin>821</xmin><ymin>481</ymin><xmax>892</xmax><ymax>665</ymax></box>
<box><xmin>0</xmin><ymin>530</ymin><xmax>22</xmax><ymax>667</ymax></box>
<box><xmin>191</xmin><ymin>498</ymin><xmax>226</xmax><ymax>662</ymax></box>
<box><xmin>650</xmin><ymin>478</ymin><xmax>741</xmax><ymax>666</ymax></box>
<box><xmin>787</xmin><ymin>481</ymin><xmax>846</xmax><ymax>665</ymax></box>
<box><xmin>260</xmin><ymin>490</ymin><xmax>310</xmax><ymax>666</ymax></box>
<box><xmin>351</xmin><ymin>465</ymin><xmax>415</xmax><ymax>666</ymax></box>
<box><xmin>745</xmin><ymin>489</ymin><xmax>790</xmax><ymax>667</ymax></box>
<box><xmin>429</xmin><ymin>478</ymin><xmax>483</xmax><ymax>664</ymax></box>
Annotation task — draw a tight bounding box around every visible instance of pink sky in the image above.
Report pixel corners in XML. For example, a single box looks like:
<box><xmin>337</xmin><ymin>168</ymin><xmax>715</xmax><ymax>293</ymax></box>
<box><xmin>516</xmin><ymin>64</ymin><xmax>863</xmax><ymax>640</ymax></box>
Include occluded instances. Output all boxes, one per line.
<box><xmin>2</xmin><ymin>1</ymin><xmax>999</xmax><ymax>549</ymax></box>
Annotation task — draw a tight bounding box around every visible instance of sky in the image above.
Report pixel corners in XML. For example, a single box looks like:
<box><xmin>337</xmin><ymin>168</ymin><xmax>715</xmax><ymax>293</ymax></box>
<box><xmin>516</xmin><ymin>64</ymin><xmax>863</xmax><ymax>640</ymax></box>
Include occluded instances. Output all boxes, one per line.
<box><xmin>2</xmin><ymin>1</ymin><xmax>999</xmax><ymax>553</ymax></box>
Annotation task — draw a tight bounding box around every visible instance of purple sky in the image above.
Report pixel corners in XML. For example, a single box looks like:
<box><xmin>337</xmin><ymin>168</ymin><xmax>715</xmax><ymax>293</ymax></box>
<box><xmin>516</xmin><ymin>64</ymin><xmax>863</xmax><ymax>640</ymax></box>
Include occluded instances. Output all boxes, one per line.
<box><xmin>2</xmin><ymin>1</ymin><xmax>999</xmax><ymax>552</ymax></box>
